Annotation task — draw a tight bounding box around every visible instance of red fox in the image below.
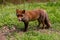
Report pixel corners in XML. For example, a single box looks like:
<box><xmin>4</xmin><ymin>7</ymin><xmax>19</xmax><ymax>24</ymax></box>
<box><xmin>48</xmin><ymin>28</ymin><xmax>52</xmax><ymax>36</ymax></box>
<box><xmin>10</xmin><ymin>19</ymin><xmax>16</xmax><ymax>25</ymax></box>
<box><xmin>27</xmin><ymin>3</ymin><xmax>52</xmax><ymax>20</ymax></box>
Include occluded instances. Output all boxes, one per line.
<box><xmin>16</xmin><ymin>9</ymin><xmax>51</xmax><ymax>32</ymax></box>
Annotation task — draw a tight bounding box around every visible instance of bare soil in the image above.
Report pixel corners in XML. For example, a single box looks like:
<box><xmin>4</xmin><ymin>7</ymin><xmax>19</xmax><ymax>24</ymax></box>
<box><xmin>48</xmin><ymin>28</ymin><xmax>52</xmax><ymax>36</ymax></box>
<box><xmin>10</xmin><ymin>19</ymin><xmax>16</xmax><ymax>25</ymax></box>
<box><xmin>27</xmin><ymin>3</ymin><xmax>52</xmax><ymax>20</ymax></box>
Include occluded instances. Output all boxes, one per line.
<box><xmin>0</xmin><ymin>25</ymin><xmax>60</xmax><ymax>40</ymax></box>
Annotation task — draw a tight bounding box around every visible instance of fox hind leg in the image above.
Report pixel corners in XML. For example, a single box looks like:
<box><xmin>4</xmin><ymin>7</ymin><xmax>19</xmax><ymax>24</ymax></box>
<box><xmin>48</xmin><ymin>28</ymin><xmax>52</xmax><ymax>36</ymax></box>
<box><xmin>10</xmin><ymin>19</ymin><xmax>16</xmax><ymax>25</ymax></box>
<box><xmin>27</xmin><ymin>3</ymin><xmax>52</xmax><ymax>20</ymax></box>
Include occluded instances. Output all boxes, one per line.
<box><xmin>44</xmin><ymin>18</ymin><xmax>51</xmax><ymax>29</ymax></box>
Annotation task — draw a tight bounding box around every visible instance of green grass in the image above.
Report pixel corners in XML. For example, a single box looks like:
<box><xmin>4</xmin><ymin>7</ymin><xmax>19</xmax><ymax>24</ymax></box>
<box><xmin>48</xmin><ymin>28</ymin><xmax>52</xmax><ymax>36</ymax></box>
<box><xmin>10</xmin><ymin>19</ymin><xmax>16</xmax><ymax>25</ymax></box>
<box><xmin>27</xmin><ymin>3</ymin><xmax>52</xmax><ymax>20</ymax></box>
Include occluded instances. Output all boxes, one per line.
<box><xmin>6</xmin><ymin>31</ymin><xmax>60</xmax><ymax>40</ymax></box>
<box><xmin>0</xmin><ymin>2</ymin><xmax>60</xmax><ymax>40</ymax></box>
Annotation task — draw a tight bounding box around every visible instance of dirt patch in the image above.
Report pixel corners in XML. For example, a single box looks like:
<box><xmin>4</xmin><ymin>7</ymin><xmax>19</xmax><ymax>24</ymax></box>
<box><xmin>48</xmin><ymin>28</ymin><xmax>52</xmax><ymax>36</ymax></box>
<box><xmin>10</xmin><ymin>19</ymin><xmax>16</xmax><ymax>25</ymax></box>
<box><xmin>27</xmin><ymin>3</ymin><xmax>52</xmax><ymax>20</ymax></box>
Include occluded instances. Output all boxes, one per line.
<box><xmin>0</xmin><ymin>25</ymin><xmax>17</xmax><ymax>40</ymax></box>
<box><xmin>0</xmin><ymin>25</ymin><xmax>60</xmax><ymax>40</ymax></box>
<box><xmin>0</xmin><ymin>30</ymin><xmax>6</xmax><ymax>40</ymax></box>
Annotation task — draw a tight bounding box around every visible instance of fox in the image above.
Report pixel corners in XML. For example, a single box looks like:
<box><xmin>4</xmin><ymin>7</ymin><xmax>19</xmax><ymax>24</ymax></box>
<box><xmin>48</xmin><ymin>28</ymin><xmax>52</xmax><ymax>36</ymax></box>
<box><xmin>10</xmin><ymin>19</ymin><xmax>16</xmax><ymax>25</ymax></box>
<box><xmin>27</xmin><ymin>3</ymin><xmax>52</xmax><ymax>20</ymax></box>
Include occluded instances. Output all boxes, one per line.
<box><xmin>16</xmin><ymin>9</ymin><xmax>51</xmax><ymax>32</ymax></box>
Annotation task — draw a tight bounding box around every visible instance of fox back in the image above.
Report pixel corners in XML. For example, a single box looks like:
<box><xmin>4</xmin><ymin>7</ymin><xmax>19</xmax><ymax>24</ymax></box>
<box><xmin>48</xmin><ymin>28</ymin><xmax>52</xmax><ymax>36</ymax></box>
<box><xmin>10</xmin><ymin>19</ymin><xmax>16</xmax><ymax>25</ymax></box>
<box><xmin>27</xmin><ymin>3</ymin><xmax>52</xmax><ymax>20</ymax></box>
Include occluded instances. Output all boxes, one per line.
<box><xmin>16</xmin><ymin>9</ymin><xmax>46</xmax><ymax>22</ymax></box>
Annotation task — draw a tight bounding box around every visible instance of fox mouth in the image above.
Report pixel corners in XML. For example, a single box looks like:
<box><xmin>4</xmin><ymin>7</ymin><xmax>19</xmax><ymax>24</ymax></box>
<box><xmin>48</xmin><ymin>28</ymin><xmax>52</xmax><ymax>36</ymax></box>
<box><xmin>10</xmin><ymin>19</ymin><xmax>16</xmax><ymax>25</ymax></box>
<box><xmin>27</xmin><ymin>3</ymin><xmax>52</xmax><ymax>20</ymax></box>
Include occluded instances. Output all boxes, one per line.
<box><xmin>18</xmin><ymin>19</ymin><xmax>20</xmax><ymax>21</ymax></box>
<box><xmin>18</xmin><ymin>19</ymin><xmax>22</xmax><ymax>21</ymax></box>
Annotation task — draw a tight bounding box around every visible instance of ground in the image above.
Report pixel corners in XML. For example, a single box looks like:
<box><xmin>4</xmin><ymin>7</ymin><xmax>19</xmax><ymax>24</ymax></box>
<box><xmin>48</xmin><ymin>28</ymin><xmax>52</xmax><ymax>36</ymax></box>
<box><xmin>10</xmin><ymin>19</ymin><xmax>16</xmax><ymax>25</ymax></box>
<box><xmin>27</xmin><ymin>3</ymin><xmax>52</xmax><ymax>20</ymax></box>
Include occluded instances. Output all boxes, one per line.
<box><xmin>0</xmin><ymin>2</ymin><xmax>60</xmax><ymax>40</ymax></box>
<box><xmin>0</xmin><ymin>25</ymin><xmax>60</xmax><ymax>40</ymax></box>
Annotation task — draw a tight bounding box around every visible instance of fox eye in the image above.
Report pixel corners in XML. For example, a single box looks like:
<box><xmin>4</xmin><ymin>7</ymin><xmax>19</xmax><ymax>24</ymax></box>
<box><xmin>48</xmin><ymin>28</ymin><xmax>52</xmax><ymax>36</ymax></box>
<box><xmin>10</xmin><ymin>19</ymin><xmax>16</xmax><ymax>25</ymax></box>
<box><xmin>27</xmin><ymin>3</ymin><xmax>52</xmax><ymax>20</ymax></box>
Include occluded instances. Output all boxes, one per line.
<box><xmin>17</xmin><ymin>15</ymin><xmax>23</xmax><ymax>17</ymax></box>
<box><xmin>16</xmin><ymin>14</ymin><xmax>19</xmax><ymax>17</ymax></box>
<box><xmin>20</xmin><ymin>15</ymin><xmax>23</xmax><ymax>17</ymax></box>
<box><xmin>17</xmin><ymin>15</ymin><xmax>20</xmax><ymax>17</ymax></box>
<box><xmin>16</xmin><ymin>13</ymin><xmax>23</xmax><ymax>17</ymax></box>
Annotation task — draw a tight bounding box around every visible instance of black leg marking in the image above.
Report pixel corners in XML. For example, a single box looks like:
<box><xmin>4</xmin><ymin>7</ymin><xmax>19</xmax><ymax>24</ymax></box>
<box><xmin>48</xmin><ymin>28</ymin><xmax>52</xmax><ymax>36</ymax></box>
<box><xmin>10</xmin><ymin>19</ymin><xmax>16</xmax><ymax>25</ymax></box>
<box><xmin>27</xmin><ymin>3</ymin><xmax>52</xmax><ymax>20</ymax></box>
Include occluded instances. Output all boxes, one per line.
<box><xmin>24</xmin><ymin>22</ymin><xmax>28</xmax><ymax>32</ymax></box>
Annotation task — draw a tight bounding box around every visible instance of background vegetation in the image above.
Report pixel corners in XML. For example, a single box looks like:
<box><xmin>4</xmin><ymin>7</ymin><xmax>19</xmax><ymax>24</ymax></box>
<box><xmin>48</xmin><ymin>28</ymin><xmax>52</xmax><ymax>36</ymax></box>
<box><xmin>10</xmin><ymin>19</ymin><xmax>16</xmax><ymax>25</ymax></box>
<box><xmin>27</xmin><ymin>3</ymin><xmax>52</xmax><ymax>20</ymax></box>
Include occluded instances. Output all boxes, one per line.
<box><xmin>0</xmin><ymin>0</ymin><xmax>60</xmax><ymax>40</ymax></box>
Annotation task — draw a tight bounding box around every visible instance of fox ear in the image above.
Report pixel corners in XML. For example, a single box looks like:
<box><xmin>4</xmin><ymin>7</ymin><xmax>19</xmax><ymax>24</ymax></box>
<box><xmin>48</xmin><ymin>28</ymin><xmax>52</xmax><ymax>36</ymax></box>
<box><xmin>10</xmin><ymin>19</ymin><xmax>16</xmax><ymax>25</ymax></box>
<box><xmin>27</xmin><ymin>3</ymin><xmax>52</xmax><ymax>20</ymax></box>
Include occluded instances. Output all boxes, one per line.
<box><xmin>22</xmin><ymin>10</ymin><xmax>25</xmax><ymax>13</ymax></box>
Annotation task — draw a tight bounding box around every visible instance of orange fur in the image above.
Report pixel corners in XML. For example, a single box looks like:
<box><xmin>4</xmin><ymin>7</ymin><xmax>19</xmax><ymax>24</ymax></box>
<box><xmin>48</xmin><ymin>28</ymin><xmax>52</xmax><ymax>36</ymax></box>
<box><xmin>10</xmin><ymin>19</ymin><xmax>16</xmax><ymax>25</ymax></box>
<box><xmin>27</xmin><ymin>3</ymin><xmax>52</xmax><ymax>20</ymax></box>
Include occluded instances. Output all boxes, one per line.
<box><xmin>16</xmin><ymin>9</ymin><xmax>51</xmax><ymax>32</ymax></box>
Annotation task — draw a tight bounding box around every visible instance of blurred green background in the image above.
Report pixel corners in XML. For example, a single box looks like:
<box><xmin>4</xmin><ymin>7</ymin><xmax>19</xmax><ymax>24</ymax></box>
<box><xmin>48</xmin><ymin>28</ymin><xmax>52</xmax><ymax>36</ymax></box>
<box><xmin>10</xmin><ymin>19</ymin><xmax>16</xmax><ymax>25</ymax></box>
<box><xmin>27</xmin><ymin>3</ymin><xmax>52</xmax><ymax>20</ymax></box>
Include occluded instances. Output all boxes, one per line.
<box><xmin>0</xmin><ymin>0</ymin><xmax>60</xmax><ymax>40</ymax></box>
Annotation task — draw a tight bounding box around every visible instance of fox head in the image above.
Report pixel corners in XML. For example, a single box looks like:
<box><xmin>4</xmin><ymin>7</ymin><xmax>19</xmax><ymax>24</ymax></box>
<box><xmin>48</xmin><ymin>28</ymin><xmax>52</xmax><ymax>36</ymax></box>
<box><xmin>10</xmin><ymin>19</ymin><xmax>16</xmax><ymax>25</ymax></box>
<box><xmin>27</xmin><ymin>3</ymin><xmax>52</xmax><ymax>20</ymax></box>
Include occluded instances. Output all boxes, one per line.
<box><xmin>16</xmin><ymin>9</ymin><xmax>25</xmax><ymax>21</ymax></box>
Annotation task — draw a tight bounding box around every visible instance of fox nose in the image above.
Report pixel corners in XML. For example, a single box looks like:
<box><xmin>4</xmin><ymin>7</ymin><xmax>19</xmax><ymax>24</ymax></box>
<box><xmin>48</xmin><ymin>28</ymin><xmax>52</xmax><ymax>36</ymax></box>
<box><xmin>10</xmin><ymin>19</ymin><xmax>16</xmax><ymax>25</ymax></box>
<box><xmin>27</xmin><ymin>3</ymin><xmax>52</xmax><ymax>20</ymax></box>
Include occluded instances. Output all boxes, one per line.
<box><xmin>18</xmin><ymin>17</ymin><xmax>25</xmax><ymax>21</ymax></box>
<box><xmin>18</xmin><ymin>18</ymin><xmax>22</xmax><ymax>21</ymax></box>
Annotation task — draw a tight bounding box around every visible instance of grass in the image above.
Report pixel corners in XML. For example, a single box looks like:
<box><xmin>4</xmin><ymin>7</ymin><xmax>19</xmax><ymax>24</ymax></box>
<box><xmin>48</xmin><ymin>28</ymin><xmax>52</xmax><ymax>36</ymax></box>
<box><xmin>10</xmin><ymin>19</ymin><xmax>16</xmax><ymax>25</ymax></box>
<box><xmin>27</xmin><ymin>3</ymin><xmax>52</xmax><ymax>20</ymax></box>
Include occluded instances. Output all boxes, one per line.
<box><xmin>6</xmin><ymin>31</ymin><xmax>60</xmax><ymax>40</ymax></box>
<box><xmin>0</xmin><ymin>2</ymin><xmax>60</xmax><ymax>40</ymax></box>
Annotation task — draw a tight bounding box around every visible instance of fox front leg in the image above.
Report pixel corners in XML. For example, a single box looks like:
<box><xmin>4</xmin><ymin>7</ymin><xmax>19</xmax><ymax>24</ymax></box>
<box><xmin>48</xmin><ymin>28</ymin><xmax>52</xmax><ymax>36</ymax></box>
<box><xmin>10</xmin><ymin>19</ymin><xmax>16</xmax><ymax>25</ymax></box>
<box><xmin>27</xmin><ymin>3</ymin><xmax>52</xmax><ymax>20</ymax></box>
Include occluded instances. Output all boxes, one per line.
<box><xmin>24</xmin><ymin>22</ymin><xmax>29</xmax><ymax>32</ymax></box>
